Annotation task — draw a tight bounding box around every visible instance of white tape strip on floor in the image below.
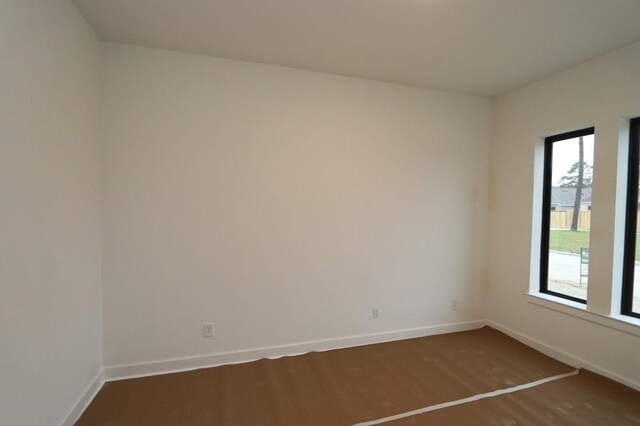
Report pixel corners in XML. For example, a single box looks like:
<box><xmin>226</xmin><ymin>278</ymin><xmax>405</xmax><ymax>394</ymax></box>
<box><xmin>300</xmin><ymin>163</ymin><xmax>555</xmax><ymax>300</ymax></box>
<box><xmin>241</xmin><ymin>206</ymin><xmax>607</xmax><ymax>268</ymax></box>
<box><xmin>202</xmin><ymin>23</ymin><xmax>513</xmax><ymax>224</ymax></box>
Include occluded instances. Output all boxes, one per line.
<box><xmin>352</xmin><ymin>369</ymin><xmax>580</xmax><ymax>426</ymax></box>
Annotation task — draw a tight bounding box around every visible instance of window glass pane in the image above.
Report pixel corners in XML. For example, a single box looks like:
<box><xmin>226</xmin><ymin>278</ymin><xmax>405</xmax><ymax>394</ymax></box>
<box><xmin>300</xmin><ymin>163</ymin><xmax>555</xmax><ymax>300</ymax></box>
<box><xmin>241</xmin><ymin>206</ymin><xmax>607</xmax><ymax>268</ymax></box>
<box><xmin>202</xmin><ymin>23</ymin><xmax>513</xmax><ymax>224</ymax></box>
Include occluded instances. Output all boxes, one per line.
<box><xmin>633</xmin><ymin>169</ymin><xmax>640</xmax><ymax>313</ymax></box>
<box><xmin>624</xmin><ymin>119</ymin><xmax>640</xmax><ymax>317</ymax></box>
<box><xmin>545</xmin><ymin>133</ymin><xmax>594</xmax><ymax>302</ymax></box>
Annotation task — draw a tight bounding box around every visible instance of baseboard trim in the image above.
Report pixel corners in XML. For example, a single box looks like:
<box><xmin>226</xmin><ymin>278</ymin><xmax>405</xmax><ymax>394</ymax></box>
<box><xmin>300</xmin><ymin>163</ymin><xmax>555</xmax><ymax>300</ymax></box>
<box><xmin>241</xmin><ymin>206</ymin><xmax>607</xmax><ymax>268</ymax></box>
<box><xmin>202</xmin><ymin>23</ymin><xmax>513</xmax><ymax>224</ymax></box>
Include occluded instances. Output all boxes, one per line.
<box><xmin>61</xmin><ymin>369</ymin><xmax>105</xmax><ymax>426</ymax></box>
<box><xmin>486</xmin><ymin>320</ymin><xmax>640</xmax><ymax>392</ymax></box>
<box><xmin>104</xmin><ymin>320</ymin><xmax>486</xmax><ymax>381</ymax></box>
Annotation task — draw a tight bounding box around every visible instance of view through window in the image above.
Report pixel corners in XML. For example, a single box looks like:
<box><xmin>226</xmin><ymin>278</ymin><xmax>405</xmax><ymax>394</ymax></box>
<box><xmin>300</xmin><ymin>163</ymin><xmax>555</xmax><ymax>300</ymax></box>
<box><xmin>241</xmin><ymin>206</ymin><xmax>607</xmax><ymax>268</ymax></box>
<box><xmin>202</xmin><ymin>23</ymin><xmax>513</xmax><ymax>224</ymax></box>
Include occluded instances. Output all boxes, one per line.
<box><xmin>541</xmin><ymin>128</ymin><xmax>595</xmax><ymax>303</ymax></box>
<box><xmin>622</xmin><ymin>117</ymin><xmax>640</xmax><ymax>318</ymax></box>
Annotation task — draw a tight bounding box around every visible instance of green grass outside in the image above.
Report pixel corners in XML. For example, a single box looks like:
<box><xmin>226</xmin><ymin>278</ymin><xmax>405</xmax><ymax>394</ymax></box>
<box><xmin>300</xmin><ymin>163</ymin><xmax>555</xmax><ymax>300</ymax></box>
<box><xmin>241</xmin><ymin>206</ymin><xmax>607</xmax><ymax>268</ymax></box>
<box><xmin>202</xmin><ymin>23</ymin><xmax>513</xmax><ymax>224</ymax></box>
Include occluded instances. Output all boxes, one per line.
<box><xmin>550</xmin><ymin>229</ymin><xmax>640</xmax><ymax>260</ymax></box>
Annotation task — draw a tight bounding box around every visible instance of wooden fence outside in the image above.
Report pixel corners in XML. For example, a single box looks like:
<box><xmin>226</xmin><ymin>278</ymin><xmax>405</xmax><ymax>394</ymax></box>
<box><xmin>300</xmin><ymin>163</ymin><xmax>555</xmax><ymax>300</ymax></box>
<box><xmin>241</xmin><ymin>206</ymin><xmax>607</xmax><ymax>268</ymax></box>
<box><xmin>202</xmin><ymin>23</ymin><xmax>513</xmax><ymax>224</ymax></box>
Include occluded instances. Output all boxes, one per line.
<box><xmin>550</xmin><ymin>211</ymin><xmax>590</xmax><ymax>229</ymax></box>
<box><xmin>550</xmin><ymin>210</ymin><xmax>640</xmax><ymax>231</ymax></box>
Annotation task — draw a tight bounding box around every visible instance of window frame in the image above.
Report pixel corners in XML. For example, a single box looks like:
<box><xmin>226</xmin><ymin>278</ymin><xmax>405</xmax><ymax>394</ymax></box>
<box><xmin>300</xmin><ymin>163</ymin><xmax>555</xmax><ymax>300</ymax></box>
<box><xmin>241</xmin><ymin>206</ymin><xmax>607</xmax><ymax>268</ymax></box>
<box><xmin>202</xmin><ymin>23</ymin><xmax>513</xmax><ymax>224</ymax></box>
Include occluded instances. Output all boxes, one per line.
<box><xmin>621</xmin><ymin>117</ymin><xmax>640</xmax><ymax>319</ymax></box>
<box><xmin>540</xmin><ymin>127</ymin><xmax>595</xmax><ymax>304</ymax></box>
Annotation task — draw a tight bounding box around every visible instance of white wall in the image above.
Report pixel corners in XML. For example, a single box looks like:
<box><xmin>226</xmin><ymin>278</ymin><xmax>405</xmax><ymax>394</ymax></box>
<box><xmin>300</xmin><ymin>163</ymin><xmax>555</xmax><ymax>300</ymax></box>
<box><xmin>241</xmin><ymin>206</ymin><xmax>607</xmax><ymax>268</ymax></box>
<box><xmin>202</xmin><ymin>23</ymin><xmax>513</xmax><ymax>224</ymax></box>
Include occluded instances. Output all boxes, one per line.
<box><xmin>488</xmin><ymin>42</ymin><xmax>640</xmax><ymax>386</ymax></box>
<box><xmin>101</xmin><ymin>43</ymin><xmax>491</xmax><ymax>368</ymax></box>
<box><xmin>0</xmin><ymin>1</ymin><xmax>102</xmax><ymax>425</ymax></box>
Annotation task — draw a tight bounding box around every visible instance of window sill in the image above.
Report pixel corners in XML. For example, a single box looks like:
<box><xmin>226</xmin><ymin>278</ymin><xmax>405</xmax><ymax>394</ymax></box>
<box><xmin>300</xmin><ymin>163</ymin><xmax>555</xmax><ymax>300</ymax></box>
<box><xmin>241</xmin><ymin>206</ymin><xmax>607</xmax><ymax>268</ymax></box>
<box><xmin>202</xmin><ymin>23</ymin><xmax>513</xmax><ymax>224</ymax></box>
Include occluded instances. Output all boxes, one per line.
<box><xmin>526</xmin><ymin>292</ymin><xmax>640</xmax><ymax>337</ymax></box>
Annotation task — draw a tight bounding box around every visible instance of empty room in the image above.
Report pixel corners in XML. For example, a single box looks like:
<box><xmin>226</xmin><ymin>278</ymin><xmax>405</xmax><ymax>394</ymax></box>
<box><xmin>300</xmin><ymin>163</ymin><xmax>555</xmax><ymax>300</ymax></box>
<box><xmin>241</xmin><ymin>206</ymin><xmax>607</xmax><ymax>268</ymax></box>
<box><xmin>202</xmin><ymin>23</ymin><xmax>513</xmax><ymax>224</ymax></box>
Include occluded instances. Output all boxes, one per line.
<box><xmin>2</xmin><ymin>0</ymin><xmax>640</xmax><ymax>424</ymax></box>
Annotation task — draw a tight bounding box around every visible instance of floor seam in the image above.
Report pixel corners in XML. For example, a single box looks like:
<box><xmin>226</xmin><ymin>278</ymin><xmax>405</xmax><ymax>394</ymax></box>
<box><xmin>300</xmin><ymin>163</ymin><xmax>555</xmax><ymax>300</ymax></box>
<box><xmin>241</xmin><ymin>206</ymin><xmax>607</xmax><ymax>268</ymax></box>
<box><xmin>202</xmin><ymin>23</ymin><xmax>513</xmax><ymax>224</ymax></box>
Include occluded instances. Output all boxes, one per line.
<box><xmin>351</xmin><ymin>369</ymin><xmax>580</xmax><ymax>426</ymax></box>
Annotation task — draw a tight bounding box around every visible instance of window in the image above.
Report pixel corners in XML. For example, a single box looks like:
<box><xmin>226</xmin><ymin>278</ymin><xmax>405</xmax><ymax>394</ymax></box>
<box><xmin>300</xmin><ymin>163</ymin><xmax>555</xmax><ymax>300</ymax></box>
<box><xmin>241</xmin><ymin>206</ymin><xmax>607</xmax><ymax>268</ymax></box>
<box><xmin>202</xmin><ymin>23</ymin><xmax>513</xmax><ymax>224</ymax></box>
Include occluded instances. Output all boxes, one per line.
<box><xmin>622</xmin><ymin>118</ymin><xmax>640</xmax><ymax>318</ymax></box>
<box><xmin>540</xmin><ymin>127</ymin><xmax>595</xmax><ymax>303</ymax></box>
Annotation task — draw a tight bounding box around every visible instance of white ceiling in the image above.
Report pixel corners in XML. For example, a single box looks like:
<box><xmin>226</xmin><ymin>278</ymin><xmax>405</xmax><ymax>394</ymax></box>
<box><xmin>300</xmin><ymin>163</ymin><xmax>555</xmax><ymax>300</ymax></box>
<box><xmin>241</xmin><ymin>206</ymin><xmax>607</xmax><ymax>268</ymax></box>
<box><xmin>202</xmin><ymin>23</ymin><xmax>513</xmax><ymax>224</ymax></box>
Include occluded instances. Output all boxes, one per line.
<box><xmin>72</xmin><ymin>0</ymin><xmax>640</xmax><ymax>97</ymax></box>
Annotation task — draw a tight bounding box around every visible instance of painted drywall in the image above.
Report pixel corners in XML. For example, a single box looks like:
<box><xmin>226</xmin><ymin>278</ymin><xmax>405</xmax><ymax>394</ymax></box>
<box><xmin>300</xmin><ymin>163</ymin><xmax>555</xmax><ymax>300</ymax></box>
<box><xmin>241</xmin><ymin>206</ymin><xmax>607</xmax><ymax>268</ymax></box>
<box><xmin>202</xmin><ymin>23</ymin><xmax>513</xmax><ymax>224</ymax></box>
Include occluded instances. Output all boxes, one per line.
<box><xmin>101</xmin><ymin>43</ymin><xmax>491</xmax><ymax>368</ymax></box>
<box><xmin>488</xmin><ymin>42</ymin><xmax>640</xmax><ymax>385</ymax></box>
<box><xmin>0</xmin><ymin>1</ymin><xmax>102</xmax><ymax>424</ymax></box>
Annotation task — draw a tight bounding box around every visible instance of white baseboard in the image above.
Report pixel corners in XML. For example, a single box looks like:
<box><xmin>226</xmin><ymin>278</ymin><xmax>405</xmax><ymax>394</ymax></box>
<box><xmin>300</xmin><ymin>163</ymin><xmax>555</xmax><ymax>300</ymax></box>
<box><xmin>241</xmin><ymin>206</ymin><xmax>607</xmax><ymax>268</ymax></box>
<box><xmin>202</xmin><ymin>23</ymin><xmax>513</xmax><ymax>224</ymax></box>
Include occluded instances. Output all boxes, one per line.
<box><xmin>61</xmin><ymin>369</ymin><xmax>105</xmax><ymax>426</ymax></box>
<box><xmin>486</xmin><ymin>320</ymin><xmax>640</xmax><ymax>392</ymax></box>
<box><xmin>104</xmin><ymin>320</ymin><xmax>486</xmax><ymax>381</ymax></box>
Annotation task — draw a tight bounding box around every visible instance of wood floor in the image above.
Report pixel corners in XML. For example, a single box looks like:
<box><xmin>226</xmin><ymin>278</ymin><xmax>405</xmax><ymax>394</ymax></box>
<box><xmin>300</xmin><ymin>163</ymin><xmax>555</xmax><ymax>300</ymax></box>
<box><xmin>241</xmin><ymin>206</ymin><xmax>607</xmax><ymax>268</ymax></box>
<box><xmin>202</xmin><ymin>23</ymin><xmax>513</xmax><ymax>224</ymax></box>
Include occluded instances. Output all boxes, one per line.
<box><xmin>77</xmin><ymin>327</ymin><xmax>640</xmax><ymax>425</ymax></box>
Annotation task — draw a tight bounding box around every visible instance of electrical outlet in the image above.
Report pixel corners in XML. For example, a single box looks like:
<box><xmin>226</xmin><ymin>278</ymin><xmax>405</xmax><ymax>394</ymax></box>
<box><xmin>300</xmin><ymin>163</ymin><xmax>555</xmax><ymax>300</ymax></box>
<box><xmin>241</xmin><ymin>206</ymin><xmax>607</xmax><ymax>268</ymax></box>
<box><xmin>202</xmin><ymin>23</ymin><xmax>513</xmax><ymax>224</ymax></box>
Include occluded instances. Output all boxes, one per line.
<box><xmin>372</xmin><ymin>307</ymin><xmax>379</xmax><ymax>318</ymax></box>
<box><xmin>203</xmin><ymin>323</ymin><xmax>214</xmax><ymax>337</ymax></box>
<box><xmin>451</xmin><ymin>299</ymin><xmax>458</xmax><ymax>311</ymax></box>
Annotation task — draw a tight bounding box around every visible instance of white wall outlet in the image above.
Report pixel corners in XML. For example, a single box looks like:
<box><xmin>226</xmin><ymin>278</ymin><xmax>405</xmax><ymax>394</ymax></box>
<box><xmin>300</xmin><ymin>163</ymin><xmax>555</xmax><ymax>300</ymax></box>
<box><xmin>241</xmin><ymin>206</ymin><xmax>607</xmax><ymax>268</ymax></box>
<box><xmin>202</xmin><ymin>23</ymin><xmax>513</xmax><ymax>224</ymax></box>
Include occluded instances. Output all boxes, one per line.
<box><xmin>451</xmin><ymin>299</ymin><xmax>458</xmax><ymax>311</ymax></box>
<box><xmin>372</xmin><ymin>307</ymin><xmax>380</xmax><ymax>318</ymax></box>
<box><xmin>203</xmin><ymin>323</ymin><xmax>214</xmax><ymax>337</ymax></box>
